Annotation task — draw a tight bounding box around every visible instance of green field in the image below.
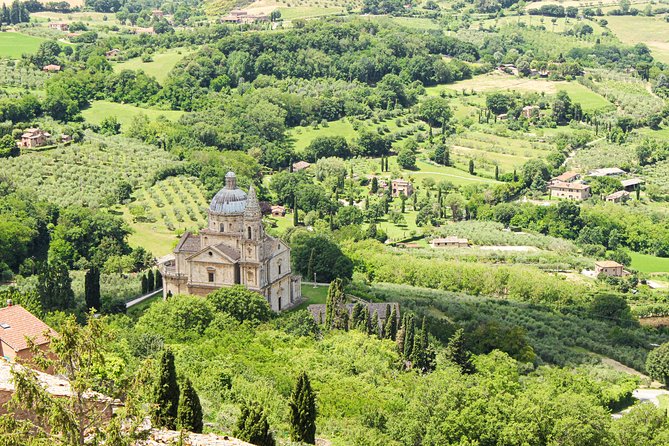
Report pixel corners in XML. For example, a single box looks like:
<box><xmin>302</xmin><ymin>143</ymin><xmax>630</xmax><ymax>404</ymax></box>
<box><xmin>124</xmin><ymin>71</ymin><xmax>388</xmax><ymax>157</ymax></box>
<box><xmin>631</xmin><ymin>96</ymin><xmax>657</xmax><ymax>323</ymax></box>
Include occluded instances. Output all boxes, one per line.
<box><xmin>630</xmin><ymin>251</ymin><xmax>669</xmax><ymax>274</ymax></box>
<box><xmin>279</xmin><ymin>6</ymin><xmax>344</xmax><ymax>19</ymax></box>
<box><xmin>290</xmin><ymin>284</ymin><xmax>328</xmax><ymax>311</ymax></box>
<box><xmin>480</xmin><ymin>15</ymin><xmax>607</xmax><ymax>34</ymax></box>
<box><xmin>82</xmin><ymin>101</ymin><xmax>184</xmax><ymax>128</ymax></box>
<box><xmin>113</xmin><ymin>47</ymin><xmax>195</xmax><ymax>83</ymax></box>
<box><xmin>606</xmin><ymin>15</ymin><xmax>669</xmax><ymax>64</ymax></box>
<box><xmin>0</xmin><ymin>32</ymin><xmax>46</xmax><ymax>58</ymax></box>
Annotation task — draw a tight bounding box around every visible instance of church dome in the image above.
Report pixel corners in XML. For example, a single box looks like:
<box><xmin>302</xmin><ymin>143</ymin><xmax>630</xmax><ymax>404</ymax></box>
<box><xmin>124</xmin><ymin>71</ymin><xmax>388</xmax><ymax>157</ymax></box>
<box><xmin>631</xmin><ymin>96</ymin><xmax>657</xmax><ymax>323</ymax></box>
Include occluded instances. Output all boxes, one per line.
<box><xmin>209</xmin><ymin>172</ymin><xmax>248</xmax><ymax>214</ymax></box>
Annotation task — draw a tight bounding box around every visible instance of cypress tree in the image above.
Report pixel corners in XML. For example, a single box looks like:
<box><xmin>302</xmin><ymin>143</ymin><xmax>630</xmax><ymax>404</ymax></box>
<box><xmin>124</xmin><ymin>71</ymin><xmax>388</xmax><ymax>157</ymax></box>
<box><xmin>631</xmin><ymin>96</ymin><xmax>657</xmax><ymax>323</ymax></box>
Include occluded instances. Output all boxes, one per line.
<box><xmin>362</xmin><ymin>305</ymin><xmax>371</xmax><ymax>335</ymax></box>
<box><xmin>351</xmin><ymin>302</ymin><xmax>364</xmax><ymax>330</ymax></box>
<box><xmin>384</xmin><ymin>306</ymin><xmax>398</xmax><ymax>340</ymax></box>
<box><xmin>371</xmin><ymin>176</ymin><xmax>378</xmax><ymax>193</ymax></box>
<box><xmin>495</xmin><ymin>165</ymin><xmax>499</xmax><ymax>181</ymax></box>
<box><xmin>445</xmin><ymin>328</ymin><xmax>475</xmax><ymax>374</ymax></box>
<box><xmin>371</xmin><ymin>310</ymin><xmax>380</xmax><ymax>337</ymax></box>
<box><xmin>293</xmin><ymin>195</ymin><xmax>299</xmax><ymax>226</ymax></box>
<box><xmin>396</xmin><ymin>316</ymin><xmax>406</xmax><ymax>355</ymax></box>
<box><xmin>141</xmin><ymin>274</ymin><xmax>148</xmax><ymax>294</ymax></box>
<box><xmin>403</xmin><ymin>315</ymin><xmax>415</xmax><ymax>361</ymax></box>
<box><xmin>176</xmin><ymin>378</ymin><xmax>203</xmax><ymax>433</ymax></box>
<box><xmin>325</xmin><ymin>279</ymin><xmax>347</xmax><ymax>330</ymax></box>
<box><xmin>147</xmin><ymin>269</ymin><xmax>155</xmax><ymax>292</ymax></box>
<box><xmin>289</xmin><ymin>372</ymin><xmax>317</xmax><ymax>444</ymax></box>
<box><xmin>468</xmin><ymin>159</ymin><xmax>475</xmax><ymax>175</ymax></box>
<box><xmin>84</xmin><ymin>266</ymin><xmax>101</xmax><ymax>311</ymax></box>
<box><xmin>151</xmin><ymin>349</ymin><xmax>180</xmax><ymax>429</ymax></box>
<box><xmin>234</xmin><ymin>402</ymin><xmax>275</xmax><ymax>446</ymax></box>
<box><xmin>155</xmin><ymin>269</ymin><xmax>163</xmax><ymax>290</ymax></box>
<box><xmin>380</xmin><ymin>157</ymin><xmax>385</xmax><ymax>172</ymax></box>
<box><xmin>385</xmin><ymin>157</ymin><xmax>389</xmax><ymax>172</ymax></box>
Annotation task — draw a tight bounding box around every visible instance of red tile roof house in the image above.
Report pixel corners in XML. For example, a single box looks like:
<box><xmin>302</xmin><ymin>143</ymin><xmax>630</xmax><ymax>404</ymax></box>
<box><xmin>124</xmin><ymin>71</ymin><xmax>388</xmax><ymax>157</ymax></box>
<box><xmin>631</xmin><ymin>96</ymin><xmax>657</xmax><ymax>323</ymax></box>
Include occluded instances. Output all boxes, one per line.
<box><xmin>0</xmin><ymin>304</ymin><xmax>57</xmax><ymax>363</ymax></box>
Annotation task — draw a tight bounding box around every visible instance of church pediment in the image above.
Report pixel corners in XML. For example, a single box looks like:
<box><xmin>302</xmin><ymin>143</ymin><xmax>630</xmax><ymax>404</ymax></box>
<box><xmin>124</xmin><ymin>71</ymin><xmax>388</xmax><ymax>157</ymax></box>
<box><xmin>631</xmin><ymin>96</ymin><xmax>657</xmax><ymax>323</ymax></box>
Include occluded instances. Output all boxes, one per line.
<box><xmin>186</xmin><ymin>243</ymin><xmax>240</xmax><ymax>264</ymax></box>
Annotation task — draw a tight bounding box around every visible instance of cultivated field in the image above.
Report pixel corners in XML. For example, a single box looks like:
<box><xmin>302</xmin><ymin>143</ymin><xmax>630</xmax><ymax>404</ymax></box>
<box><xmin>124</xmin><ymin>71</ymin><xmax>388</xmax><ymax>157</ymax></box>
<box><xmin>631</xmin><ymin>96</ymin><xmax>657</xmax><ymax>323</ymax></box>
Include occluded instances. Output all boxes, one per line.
<box><xmin>630</xmin><ymin>252</ymin><xmax>669</xmax><ymax>274</ymax></box>
<box><xmin>479</xmin><ymin>15</ymin><xmax>607</xmax><ymax>34</ymax></box>
<box><xmin>113</xmin><ymin>48</ymin><xmax>196</xmax><ymax>83</ymax></box>
<box><xmin>30</xmin><ymin>11</ymin><xmax>115</xmax><ymax>24</ymax></box>
<box><xmin>121</xmin><ymin>176</ymin><xmax>210</xmax><ymax>256</ymax></box>
<box><xmin>82</xmin><ymin>101</ymin><xmax>184</xmax><ymax>128</ymax></box>
<box><xmin>0</xmin><ymin>32</ymin><xmax>46</xmax><ymax>58</ymax></box>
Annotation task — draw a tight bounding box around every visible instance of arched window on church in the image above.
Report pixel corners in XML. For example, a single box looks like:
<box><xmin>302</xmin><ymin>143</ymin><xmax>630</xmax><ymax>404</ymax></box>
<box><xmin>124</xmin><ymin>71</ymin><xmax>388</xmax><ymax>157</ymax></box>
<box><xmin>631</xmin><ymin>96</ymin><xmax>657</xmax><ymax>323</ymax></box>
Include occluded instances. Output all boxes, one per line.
<box><xmin>247</xmin><ymin>226</ymin><xmax>252</xmax><ymax>239</ymax></box>
<box><xmin>278</xmin><ymin>260</ymin><xmax>282</xmax><ymax>275</ymax></box>
<box><xmin>219</xmin><ymin>223</ymin><xmax>225</xmax><ymax>232</ymax></box>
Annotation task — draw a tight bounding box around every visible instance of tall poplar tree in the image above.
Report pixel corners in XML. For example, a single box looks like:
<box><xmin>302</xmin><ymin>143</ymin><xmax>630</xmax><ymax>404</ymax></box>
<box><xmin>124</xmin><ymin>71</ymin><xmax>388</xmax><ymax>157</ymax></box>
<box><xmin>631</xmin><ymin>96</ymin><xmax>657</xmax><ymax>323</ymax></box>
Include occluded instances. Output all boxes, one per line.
<box><xmin>151</xmin><ymin>349</ymin><xmax>180</xmax><ymax>429</ymax></box>
<box><xmin>289</xmin><ymin>372</ymin><xmax>317</xmax><ymax>444</ymax></box>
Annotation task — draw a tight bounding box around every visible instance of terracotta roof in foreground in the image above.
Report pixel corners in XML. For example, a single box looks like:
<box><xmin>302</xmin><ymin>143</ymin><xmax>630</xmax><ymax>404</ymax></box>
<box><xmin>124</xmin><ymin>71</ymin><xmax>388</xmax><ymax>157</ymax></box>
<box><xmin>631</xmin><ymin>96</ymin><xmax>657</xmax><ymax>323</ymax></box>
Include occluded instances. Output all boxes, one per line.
<box><xmin>0</xmin><ymin>305</ymin><xmax>56</xmax><ymax>352</ymax></box>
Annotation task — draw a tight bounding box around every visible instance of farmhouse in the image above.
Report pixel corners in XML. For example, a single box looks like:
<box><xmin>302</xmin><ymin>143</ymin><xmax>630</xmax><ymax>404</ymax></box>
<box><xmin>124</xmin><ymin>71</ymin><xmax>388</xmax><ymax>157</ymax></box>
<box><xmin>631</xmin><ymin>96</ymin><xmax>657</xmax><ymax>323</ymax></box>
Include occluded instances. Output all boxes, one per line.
<box><xmin>588</xmin><ymin>167</ymin><xmax>625</xmax><ymax>177</ymax></box>
<box><xmin>19</xmin><ymin>128</ymin><xmax>50</xmax><ymax>148</ymax></box>
<box><xmin>605</xmin><ymin>190</ymin><xmax>629</xmax><ymax>203</ymax></box>
<box><xmin>431</xmin><ymin>236</ymin><xmax>470</xmax><ymax>248</ymax></box>
<box><xmin>220</xmin><ymin>9</ymin><xmax>269</xmax><ymax>24</ymax></box>
<box><xmin>308</xmin><ymin>302</ymin><xmax>400</xmax><ymax>328</ymax></box>
<box><xmin>292</xmin><ymin>160</ymin><xmax>311</xmax><ymax>171</ymax></box>
<box><xmin>158</xmin><ymin>172</ymin><xmax>301</xmax><ymax>312</ymax></box>
<box><xmin>551</xmin><ymin>171</ymin><xmax>580</xmax><ymax>183</ymax></box>
<box><xmin>391</xmin><ymin>178</ymin><xmax>413</xmax><ymax>198</ymax></box>
<box><xmin>133</xmin><ymin>27</ymin><xmax>156</xmax><ymax>35</ymax></box>
<box><xmin>522</xmin><ymin>105</ymin><xmax>540</xmax><ymax>119</ymax></box>
<box><xmin>151</xmin><ymin>9</ymin><xmax>164</xmax><ymax>18</ymax></box>
<box><xmin>548</xmin><ymin>181</ymin><xmax>590</xmax><ymax>200</ymax></box>
<box><xmin>105</xmin><ymin>49</ymin><xmax>121</xmax><ymax>58</ymax></box>
<box><xmin>42</xmin><ymin>64</ymin><xmax>61</xmax><ymax>72</ymax></box>
<box><xmin>594</xmin><ymin>260</ymin><xmax>625</xmax><ymax>277</ymax></box>
<box><xmin>48</xmin><ymin>22</ymin><xmax>68</xmax><ymax>32</ymax></box>
<box><xmin>621</xmin><ymin>178</ymin><xmax>643</xmax><ymax>192</ymax></box>
<box><xmin>270</xmin><ymin>205</ymin><xmax>286</xmax><ymax>217</ymax></box>
<box><xmin>0</xmin><ymin>304</ymin><xmax>57</xmax><ymax>363</ymax></box>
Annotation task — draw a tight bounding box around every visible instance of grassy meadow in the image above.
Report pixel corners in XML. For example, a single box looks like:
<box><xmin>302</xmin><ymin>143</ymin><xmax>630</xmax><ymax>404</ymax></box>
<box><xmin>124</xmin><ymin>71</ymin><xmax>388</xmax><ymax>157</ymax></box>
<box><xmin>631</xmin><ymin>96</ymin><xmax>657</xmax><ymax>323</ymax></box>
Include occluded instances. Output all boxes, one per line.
<box><xmin>605</xmin><ymin>15</ymin><xmax>669</xmax><ymax>64</ymax></box>
<box><xmin>0</xmin><ymin>32</ymin><xmax>46</xmax><ymax>58</ymax></box>
<box><xmin>113</xmin><ymin>48</ymin><xmax>195</xmax><ymax>83</ymax></box>
<box><xmin>630</xmin><ymin>252</ymin><xmax>669</xmax><ymax>274</ymax></box>
<box><xmin>81</xmin><ymin>101</ymin><xmax>184</xmax><ymax>128</ymax></box>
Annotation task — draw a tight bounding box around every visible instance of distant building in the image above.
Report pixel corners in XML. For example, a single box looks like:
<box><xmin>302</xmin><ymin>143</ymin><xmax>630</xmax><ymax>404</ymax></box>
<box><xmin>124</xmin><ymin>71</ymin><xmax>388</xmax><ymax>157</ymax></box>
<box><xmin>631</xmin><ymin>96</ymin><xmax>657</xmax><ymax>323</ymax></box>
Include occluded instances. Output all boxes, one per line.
<box><xmin>19</xmin><ymin>128</ymin><xmax>50</xmax><ymax>148</ymax></box>
<box><xmin>594</xmin><ymin>260</ymin><xmax>625</xmax><ymax>277</ymax></box>
<box><xmin>606</xmin><ymin>190</ymin><xmax>630</xmax><ymax>203</ymax></box>
<box><xmin>158</xmin><ymin>172</ymin><xmax>301</xmax><ymax>312</ymax></box>
<box><xmin>220</xmin><ymin>9</ymin><xmax>269</xmax><ymax>24</ymax></box>
<box><xmin>548</xmin><ymin>181</ymin><xmax>590</xmax><ymax>200</ymax></box>
<box><xmin>497</xmin><ymin>113</ymin><xmax>508</xmax><ymax>120</ymax></box>
<box><xmin>105</xmin><ymin>48</ymin><xmax>121</xmax><ymax>58</ymax></box>
<box><xmin>0</xmin><ymin>304</ymin><xmax>56</xmax><ymax>363</ymax></box>
<box><xmin>270</xmin><ymin>205</ymin><xmax>286</xmax><ymax>217</ymax></box>
<box><xmin>431</xmin><ymin>236</ymin><xmax>470</xmax><ymax>248</ymax></box>
<box><xmin>551</xmin><ymin>171</ymin><xmax>580</xmax><ymax>184</ymax></box>
<box><xmin>42</xmin><ymin>64</ymin><xmax>61</xmax><ymax>72</ymax></box>
<box><xmin>522</xmin><ymin>105</ymin><xmax>540</xmax><ymax>119</ymax></box>
<box><xmin>48</xmin><ymin>22</ymin><xmax>68</xmax><ymax>32</ymax></box>
<box><xmin>151</xmin><ymin>9</ymin><xmax>164</xmax><ymax>19</ymax></box>
<box><xmin>60</xmin><ymin>134</ymin><xmax>72</xmax><ymax>143</ymax></box>
<box><xmin>307</xmin><ymin>302</ymin><xmax>400</xmax><ymax>328</ymax></box>
<box><xmin>621</xmin><ymin>178</ymin><xmax>643</xmax><ymax>192</ymax></box>
<box><xmin>133</xmin><ymin>27</ymin><xmax>155</xmax><ymax>35</ymax></box>
<box><xmin>391</xmin><ymin>179</ymin><xmax>413</xmax><ymax>198</ymax></box>
<box><xmin>589</xmin><ymin>167</ymin><xmax>625</xmax><ymax>177</ymax></box>
<box><xmin>292</xmin><ymin>160</ymin><xmax>311</xmax><ymax>171</ymax></box>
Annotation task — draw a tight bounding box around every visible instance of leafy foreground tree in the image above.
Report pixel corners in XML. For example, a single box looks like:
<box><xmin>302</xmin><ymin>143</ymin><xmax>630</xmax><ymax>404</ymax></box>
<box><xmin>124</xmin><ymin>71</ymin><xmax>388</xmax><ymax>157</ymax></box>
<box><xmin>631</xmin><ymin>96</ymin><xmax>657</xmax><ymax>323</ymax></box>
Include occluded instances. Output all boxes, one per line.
<box><xmin>234</xmin><ymin>401</ymin><xmax>275</xmax><ymax>446</ymax></box>
<box><xmin>176</xmin><ymin>378</ymin><xmax>203</xmax><ymax>434</ymax></box>
<box><xmin>445</xmin><ymin>328</ymin><xmax>475</xmax><ymax>374</ymax></box>
<box><xmin>0</xmin><ymin>311</ymin><xmax>142</xmax><ymax>445</ymax></box>
<box><xmin>289</xmin><ymin>372</ymin><xmax>317</xmax><ymax>444</ymax></box>
<box><xmin>151</xmin><ymin>348</ymin><xmax>180</xmax><ymax>430</ymax></box>
<box><xmin>207</xmin><ymin>285</ymin><xmax>272</xmax><ymax>323</ymax></box>
<box><xmin>646</xmin><ymin>342</ymin><xmax>669</xmax><ymax>386</ymax></box>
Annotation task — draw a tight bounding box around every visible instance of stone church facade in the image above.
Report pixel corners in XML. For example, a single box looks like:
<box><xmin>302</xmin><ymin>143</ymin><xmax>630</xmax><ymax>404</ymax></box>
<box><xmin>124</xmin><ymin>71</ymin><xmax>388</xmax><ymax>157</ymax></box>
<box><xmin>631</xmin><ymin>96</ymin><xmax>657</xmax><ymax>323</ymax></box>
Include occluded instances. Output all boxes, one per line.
<box><xmin>158</xmin><ymin>172</ymin><xmax>301</xmax><ymax>311</ymax></box>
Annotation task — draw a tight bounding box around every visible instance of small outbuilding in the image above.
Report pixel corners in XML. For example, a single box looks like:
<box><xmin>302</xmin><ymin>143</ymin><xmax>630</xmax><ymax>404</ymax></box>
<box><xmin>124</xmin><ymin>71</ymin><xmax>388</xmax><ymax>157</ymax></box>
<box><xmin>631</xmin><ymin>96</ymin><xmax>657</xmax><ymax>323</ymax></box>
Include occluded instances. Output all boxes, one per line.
<box><xmin>292</xmin><ymin>160</ymin><xmax>311</xmax><ymax>171</ymax></box>
<box><xmin>431</xmin><ymin>236</ymin><xmax>470</xmax><ymax>248</ymax></box>
<box><xmin>270</xmin><ymin>205</ymin><xmax>286</xmax><ymax>217</ymax></box>
<box><xmin>594</xmin><ymin>260</ymin><xmax>625</xmax><ymax>277</ymax></box>
<box><xmin>605</xmin><ymin>190</ymin><xmax>629</xmax><ymax>203</ymax></box>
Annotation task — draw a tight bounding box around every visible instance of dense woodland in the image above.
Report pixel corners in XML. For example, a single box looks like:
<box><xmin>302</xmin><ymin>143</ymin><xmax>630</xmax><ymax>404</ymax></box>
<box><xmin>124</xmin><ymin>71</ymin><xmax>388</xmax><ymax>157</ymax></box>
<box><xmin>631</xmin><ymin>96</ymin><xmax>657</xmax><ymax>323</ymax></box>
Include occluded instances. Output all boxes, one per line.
<box><xmin>4</xmin><ymin>0</ymin><xmax>669</xmax><ymax>444</ymax></box>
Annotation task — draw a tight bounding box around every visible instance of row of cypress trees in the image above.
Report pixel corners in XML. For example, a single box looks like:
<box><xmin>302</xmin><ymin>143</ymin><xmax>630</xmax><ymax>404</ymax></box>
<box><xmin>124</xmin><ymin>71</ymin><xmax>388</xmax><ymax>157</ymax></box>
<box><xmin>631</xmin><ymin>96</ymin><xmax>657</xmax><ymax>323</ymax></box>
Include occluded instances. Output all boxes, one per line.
<box><xmin>141</xmin><ymin>269</ymin><xmax>162</xmax><ymax>294</ymax></box>
<box><xmin>151</xmin><ymin>349</ymin><xmax>203</xmax><ymax>433</ymax></box>
<box><xmin>234</xmin><ymin>371</ymin><xmax>317</xmax><ymax>446</ymax></box>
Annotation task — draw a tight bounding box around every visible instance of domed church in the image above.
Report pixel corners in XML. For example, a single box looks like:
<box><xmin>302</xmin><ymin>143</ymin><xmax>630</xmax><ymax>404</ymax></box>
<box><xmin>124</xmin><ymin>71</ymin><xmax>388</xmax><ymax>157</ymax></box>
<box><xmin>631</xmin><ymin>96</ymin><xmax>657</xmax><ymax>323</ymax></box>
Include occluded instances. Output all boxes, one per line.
<box><xmin>158</xmin><ymin>172</ymin><xmax>301</xmax><ymax>311</ymax></box>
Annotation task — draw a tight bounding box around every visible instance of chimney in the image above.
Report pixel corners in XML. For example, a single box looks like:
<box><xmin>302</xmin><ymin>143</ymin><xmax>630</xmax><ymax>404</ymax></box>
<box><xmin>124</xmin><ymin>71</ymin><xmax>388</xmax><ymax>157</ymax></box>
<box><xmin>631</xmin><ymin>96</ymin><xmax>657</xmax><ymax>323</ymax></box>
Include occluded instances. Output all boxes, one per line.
<box><xmin>6</xmin><ymin>299</ymin><xmax>12</xmax><ymax>307</ymax></box>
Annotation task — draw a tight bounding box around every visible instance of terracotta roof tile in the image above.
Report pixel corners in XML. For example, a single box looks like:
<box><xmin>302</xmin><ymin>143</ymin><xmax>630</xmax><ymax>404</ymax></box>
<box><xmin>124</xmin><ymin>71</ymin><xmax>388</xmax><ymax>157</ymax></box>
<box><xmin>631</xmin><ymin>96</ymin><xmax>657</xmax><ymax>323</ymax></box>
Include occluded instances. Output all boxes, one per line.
<box><xmin>0</xmin><ymin>305</ymin><xmax>56</xmax><ymax>352</ymax></box>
